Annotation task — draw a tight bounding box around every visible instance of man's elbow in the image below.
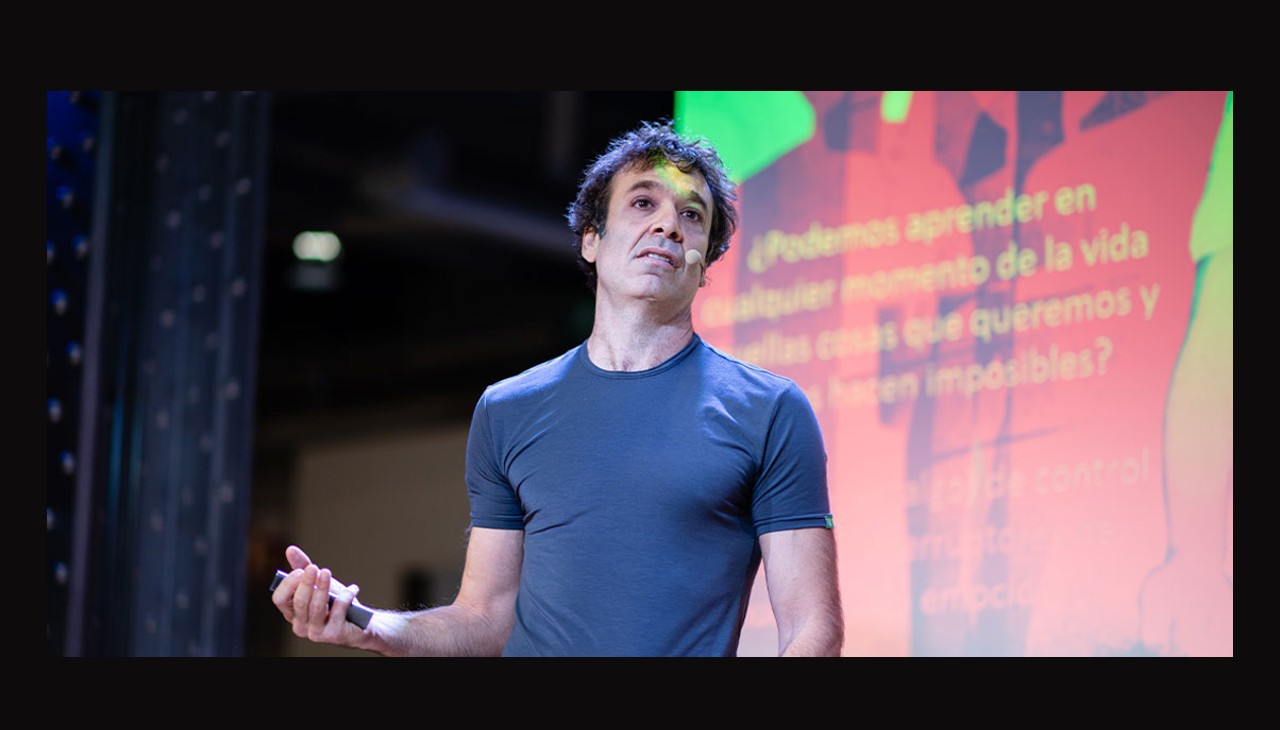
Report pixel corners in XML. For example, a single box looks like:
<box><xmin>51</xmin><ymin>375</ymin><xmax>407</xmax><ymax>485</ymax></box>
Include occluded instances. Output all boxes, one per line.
<box><xmin>779</xmin><ymin>610</ymin><xmax>844</xmax><ymax>657</ymax></box>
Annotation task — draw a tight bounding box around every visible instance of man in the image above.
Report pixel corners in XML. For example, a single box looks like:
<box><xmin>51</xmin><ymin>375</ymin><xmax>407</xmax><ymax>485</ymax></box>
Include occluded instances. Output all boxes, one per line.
<box><xmin>272</xmin><ymin>121</ymin><xmax>844</xmax><ymax>656</ymax></box>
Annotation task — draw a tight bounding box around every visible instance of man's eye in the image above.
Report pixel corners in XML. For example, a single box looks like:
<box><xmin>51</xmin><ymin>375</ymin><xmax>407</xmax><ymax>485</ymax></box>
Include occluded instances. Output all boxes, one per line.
<box><xmin>682</xmin><ymin>209</ymin><xmax>703</xmax><ymax>222</ymax></box>
<box><xmin>633</xmin><ymin>198</ymin><xmax>651</xmax><ymax>209</ymax></box>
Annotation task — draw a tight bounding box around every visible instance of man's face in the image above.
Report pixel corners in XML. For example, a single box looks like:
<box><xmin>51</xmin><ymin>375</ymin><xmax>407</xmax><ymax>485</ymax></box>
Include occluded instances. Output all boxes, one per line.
<box><xmin>581</xmin><ymin>161</ymin><xmax>712</xmax><ymax>308</ymax></box>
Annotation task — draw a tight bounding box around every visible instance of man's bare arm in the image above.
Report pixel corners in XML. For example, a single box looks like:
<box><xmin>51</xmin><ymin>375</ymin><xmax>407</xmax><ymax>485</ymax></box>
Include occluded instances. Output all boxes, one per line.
<box><xmin>760</xmin><ymin>527</ymin><xmax>844</xmax><ymax>657</ymax></box>
<box><xmin>272</xmin><ymin>527</ymin><xmax>523</xmax><ymax>657</ymax></box>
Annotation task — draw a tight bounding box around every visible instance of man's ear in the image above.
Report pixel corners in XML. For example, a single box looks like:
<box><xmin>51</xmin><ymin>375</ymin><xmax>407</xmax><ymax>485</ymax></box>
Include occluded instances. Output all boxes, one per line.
<box><xmin>581</xmin><ymin>228</ymin><xmax>599</xmax><ymax>263</ymax></box>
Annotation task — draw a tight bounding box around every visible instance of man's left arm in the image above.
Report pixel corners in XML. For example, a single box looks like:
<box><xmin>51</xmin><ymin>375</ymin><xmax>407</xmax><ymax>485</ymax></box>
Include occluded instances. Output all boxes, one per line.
<box><xmin>760</xmin><ymin>526</ymin><xmax>844</xmax><ymax>656</ymax></box>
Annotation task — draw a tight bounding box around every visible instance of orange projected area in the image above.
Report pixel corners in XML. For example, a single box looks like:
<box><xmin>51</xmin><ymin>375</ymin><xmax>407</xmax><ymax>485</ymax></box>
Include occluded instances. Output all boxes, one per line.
<box><xmin>683</xmin><ymin>91</ymin><xmax>1233</xmax><ymax>656</ymax></box>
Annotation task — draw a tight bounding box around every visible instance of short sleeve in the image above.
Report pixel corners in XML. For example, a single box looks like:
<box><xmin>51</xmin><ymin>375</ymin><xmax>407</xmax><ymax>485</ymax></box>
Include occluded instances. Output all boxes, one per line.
<box><xmin>751</xmin><ymin>381</ymin><xmax>833</xmax><ymax>537</ymax></box>
<box><xmin>465</xmin><ymin>390</ymin><xmax>526</xmax><ymax>530</ymax></box>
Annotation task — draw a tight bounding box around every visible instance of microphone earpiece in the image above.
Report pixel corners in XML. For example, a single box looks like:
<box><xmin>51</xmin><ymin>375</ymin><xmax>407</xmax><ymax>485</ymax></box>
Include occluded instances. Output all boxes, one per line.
<box><xmin>684</xmin><ymin>249</ymin><xmax>704</xmax><ymax>267</ymax></box>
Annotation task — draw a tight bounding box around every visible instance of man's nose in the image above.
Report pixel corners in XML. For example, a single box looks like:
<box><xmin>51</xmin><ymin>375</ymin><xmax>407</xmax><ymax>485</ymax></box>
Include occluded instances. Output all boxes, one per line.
<box><xmin>650</xmin><ymin>204</ymin><xmax>683</xmax><ymax>242</ymax></box>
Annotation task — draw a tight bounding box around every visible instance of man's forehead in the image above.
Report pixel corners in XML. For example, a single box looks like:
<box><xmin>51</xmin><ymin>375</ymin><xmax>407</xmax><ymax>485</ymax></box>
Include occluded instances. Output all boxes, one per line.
<box><xmin>613</xmin><ymin>161</ymin><xmax>710</xmax><ymax>201</ymax></box>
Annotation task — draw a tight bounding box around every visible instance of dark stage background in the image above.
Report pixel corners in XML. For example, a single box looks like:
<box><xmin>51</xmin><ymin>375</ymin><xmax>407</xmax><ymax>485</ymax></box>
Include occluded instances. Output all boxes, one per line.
<box><xmin>46</xmin><ymin>91</ymin><xmax>675</xmax><ymax>657</ymax></box>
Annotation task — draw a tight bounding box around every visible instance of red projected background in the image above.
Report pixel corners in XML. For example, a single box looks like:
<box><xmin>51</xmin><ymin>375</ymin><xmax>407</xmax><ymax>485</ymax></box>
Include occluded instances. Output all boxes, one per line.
<box><xmin>681</xmin><ymin>91</ymin><xmax>1232</xmax><ymax>656</ymax></box>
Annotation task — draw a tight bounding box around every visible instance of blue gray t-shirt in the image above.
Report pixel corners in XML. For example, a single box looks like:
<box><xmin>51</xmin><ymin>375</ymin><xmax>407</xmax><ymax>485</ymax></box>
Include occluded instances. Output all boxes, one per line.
<box><xmin>466</xmin><ymin>334</ymin><xmax>832</xmax><ymax>656</ymax></box>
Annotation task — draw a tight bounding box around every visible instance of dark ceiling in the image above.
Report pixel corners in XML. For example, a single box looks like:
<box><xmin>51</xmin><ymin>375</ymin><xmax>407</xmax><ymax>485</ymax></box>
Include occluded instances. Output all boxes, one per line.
<box><xmin>255</xmin><ymin>91</ymin><xmax>675</xmax><ymax>441</ymax></box>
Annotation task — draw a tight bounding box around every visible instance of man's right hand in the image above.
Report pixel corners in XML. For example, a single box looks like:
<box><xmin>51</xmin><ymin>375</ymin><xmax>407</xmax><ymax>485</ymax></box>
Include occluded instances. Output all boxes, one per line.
<box><xmin>271</xmin><ymin>545</ymin><xmax>370</xmax><ymax>649</ymax></box>
<box><xmin>269</xmin><ymin>529</ymin><xmax>523</xmax><ymax>657</ymax></box>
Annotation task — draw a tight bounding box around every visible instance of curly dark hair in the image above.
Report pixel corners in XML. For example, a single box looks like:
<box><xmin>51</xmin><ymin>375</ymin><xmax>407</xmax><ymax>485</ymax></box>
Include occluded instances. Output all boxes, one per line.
<box><xmin>565</xmin><ymin>120</ymin><xmax>738</xmax><ymax>291</ymax></box>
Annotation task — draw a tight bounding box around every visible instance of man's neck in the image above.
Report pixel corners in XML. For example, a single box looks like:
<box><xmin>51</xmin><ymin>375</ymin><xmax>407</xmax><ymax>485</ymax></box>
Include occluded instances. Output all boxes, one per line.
<box><xmin>584</xmin><ymin>300</ymin><xmax>696</xmax><ymax>372</ymax></box>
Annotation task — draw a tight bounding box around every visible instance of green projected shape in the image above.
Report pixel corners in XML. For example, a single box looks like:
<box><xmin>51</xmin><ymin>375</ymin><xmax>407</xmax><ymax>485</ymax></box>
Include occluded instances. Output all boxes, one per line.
<box><xmin>674</xmin><ymin>91</ymin><xmax>815</xmax><ymax>184</ymax></box>
<box><xmin>881</xmin><ymin>91</ymin><xmax>913</xmax><ymax>123</ymax></box>
<box><xmin>1189</xmin><ymin>91</ymin><xmax>1232</xmax><ymax>313</ymax></box>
